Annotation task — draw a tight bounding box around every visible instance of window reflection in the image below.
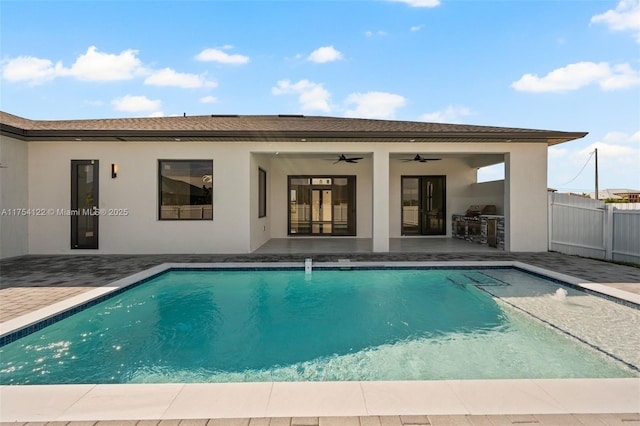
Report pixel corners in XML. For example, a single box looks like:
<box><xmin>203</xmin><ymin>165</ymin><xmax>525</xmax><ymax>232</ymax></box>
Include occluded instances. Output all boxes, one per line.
<box><xmin>159</xmin><ymin>160</ymin><xmax>213</xmax><ymax>220</ymax></box>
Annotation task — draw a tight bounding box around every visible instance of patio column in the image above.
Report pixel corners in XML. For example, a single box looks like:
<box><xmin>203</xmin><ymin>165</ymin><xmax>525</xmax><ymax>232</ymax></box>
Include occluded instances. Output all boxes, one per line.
<box><xmin>504</xmin><ymin>145</ymin><xmax>548</xmax><ymax>252</ymax></box>
<box><xmin>372</xmin><ymin>150</ymin><xmax>390</xmax><ymax>252</ymax></box>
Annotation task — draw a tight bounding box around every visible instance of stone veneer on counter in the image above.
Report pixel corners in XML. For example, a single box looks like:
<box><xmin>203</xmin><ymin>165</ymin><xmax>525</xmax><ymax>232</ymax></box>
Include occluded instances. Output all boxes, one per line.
<box><xmin>452</xmin><ymin>214</ymin><xmax>505</xmax><ymax>250</ymax></box>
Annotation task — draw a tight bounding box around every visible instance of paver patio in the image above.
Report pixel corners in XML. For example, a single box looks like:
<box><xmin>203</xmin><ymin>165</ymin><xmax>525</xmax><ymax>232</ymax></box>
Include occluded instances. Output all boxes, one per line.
<box><xmin>1</xmin><ymin>251</ymin><xmax>639</xmax><ymax>424</ymax></box>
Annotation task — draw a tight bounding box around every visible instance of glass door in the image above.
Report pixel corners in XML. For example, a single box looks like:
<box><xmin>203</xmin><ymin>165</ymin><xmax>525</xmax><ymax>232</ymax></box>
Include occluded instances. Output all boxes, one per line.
<box><xmin>71</xmin><ymin>160</ymin><xmax>99</xmax><ymax>249</ymax></box>
<box><xmin>401</xmin><ymin>177</ymin><xmax>420</xmax><ymax>235</ymax></box>
<box><xmin>288</xmin><ymin>176</ymin><xmax>356</xmax><ymax>236</ymax></box>
<box><xmin>421</xmin><ymin>176</ymin><xmax>445</xmax><ymax>235</ymax></box>
<box><xmin>401</xmin><ymin>176</ymin><xmax>446</xmax><ymax>236</ymax></box>
<box><xmin>289</xmin><ymin>178</ymin><xmax>311</xmax><ymax>234</ymax></box>
<box><xmin>311</xmin><ymin>189</ymin><xmax>332</xmax><ymax>234</ymax></box>
<box><xmin>332</xmin><ymin>177</ymin><xmax>356</xmax><ymax>235</ymax></box>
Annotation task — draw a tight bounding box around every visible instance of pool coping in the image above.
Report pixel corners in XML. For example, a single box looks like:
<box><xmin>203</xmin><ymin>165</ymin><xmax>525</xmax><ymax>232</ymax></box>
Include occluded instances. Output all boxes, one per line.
<box><xmin>2</xmin><ymin>260</ymin><xmax>639</xmax><ymax>340</ymax></box>
<box><xmin>1</xmin><ymin>261</ymin><xmax>639</xmax><ymax>421</ymax></box>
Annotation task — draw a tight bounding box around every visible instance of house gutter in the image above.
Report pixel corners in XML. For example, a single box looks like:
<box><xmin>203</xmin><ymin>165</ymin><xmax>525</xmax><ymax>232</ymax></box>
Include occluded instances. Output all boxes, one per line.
<box><xmin>1</xmin><ymin>127</ymin><xmax>588</xmax><ymax>145</ymax></box>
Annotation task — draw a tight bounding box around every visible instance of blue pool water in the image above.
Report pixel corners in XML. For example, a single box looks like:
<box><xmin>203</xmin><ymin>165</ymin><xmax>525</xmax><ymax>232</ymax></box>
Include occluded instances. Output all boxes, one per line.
<box><xmin>1</xmin><ymin>268</ymin><xmax>637</xmax><ymax>384</ymax></box>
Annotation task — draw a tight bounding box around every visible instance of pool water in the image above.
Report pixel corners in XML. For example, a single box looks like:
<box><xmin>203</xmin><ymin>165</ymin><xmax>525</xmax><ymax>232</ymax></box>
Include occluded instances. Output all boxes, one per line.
<box><xmin>1</xmin><ymin>268</ymin><xmax>638</xmax><ymax>384</ymax></box>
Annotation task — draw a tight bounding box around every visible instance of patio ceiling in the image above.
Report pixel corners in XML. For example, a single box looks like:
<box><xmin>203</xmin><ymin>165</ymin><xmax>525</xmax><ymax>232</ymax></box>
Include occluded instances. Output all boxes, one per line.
<box><xmin>258</xmin><ymin>152</ymin><xmax>505</xmax><ymax>169</ymax></box>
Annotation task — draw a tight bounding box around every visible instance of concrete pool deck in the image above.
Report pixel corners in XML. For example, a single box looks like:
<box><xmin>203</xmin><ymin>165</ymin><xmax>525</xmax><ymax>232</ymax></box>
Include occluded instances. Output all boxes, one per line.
<box><xmin>1</xmin><ymin>252</ymin><xmax>639</xmax><ymax>424</ymax></box>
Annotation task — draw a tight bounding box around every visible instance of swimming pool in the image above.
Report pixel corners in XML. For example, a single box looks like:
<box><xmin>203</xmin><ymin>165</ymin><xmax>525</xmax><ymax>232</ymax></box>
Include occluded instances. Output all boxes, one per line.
<box><xmin>1</xmin><ymin>266</ymin><xmax>638</xmax><ymax>385</ymax></box>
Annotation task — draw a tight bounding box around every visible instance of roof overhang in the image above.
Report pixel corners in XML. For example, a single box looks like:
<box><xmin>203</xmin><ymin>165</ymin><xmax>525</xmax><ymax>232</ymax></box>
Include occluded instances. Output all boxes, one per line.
<box><xmin>0</xmin><ymin>127</ymin><xmax>587</xmax><ymax>145</ymax></box>
<box><xmin>0</xmin><ymin>112</ymin><xmax>588</xmax><ymax>146</ymax></box>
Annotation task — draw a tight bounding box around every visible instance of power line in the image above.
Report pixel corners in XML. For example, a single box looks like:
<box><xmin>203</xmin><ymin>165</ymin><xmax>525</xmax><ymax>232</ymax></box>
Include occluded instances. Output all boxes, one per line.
<box><xmin>556</xmin><ymin>151</ymin><xmax>595</xmax><ymax>187</ymax></box>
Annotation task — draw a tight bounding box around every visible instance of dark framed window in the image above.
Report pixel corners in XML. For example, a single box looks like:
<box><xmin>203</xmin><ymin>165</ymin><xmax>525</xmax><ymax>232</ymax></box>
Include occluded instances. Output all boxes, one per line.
<box><xmin>258</xmin><ymin>168</ymin><xmax>267</xmax><ymax>218</ymax></box>
<box><xmin>71</xmin><ymin>160</ymin><xmax>99</xmax><ymax>249</ymax></box>
<box><xmin>158</xmin><ymin>160</ymin><xmax>213</xmax><ymax>220</ymax></box>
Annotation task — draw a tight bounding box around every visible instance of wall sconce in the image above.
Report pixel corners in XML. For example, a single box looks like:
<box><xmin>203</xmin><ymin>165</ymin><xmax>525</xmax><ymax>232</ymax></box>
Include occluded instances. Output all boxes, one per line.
<box><xmin>111</xmin><ymin>163</ymin><xmax>118</xmax><ymax>178</ymax></box>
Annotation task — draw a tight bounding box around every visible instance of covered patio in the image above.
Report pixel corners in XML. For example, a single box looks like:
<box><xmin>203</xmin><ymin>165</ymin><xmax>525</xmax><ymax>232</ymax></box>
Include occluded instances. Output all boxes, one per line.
<box><xmin>253</xmin><ymin>237</ymin><xmax>499</xmax><ymax>254</ymax></box>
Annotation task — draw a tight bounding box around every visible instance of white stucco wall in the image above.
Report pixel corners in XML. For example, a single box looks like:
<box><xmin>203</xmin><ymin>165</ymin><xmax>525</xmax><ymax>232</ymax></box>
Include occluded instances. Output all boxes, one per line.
<box><xmin>15</xmin><ymin>138</ymin><xmax>548</xmax><ymax>254</ymax></box>
<box><xmin>464</xmin><ymin>180</ymin><xmax>505</xmax><ymax>215</ymax></box>
<box><xmin>27</xmin><ymin>141</ymin><xmax>252</xmax><ymax>254</ymax></box>
<box><xmin>0</xmin><ymin>136</ymin><xmax>29</xmax><ymax>259</ymax></box>
<box><xmin>504</xmin><ymin>144</ymin><xmax>548</xmax><ymax>252</ymax></box>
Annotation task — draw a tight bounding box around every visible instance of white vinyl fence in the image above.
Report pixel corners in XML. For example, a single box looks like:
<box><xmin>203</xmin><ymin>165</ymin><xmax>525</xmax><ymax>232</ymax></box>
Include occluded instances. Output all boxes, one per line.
<box><xmin>548</xmin><ymin>193</ymin><xmax>640</xmax><ymax>263</ymax></box>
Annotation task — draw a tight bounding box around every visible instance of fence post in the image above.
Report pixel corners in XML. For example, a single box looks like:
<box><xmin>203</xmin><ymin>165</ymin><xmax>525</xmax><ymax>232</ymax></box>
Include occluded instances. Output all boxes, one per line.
<box><xmin>548</xmin><ymin>192</ymin><xmax>553</xmax><ymax>251</ymax></box>
<box><xmin>605</xmin><ymin>204</ymin><xmax>614</xmax><ymax>260</ymax></box>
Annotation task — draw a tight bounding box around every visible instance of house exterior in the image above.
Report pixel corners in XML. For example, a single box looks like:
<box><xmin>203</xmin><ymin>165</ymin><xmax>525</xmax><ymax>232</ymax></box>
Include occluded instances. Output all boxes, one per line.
<box><xmin>590</xmin><ymin>189</ymin><xmax>640</xmax><ymax>203</ymax></box>
<box><xmin>0</xmin><ymin>111</ymin><xmax>587</xmax><ymax>259</ymax></box>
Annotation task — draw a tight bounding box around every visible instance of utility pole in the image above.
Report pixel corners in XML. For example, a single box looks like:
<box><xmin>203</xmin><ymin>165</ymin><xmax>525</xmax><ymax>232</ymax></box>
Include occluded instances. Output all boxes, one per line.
<box><xmin>595</xmin><ymin>148</ymin><xmax>599</xmax><ymax>200</ymax></box>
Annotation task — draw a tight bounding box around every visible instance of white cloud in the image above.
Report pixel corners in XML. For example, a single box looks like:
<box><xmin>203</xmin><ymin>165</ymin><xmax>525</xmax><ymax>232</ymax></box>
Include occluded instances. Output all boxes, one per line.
<box><xmin>511</xmin><ymin>61</ymin><xmax>640</xmax><ymax>92</ymax></box>
<box><xmin>549</xmin><ymin>130</ymin><xmax>640</xmax><ymax>191</ymax></box>
<box><xmin>602</xmin><ymin>130</ymin><xmax>640</xmax><ymax>144</ymax></box>
<box><xmin>410</xmin><ymin>25</ymin><xmax>424</xmax><ymax>32</ymax></box>
<box><xmin>65</xmin><ymin>46</ymin><xmax>145</xmax><ymax>81</ymax></box>
<box><xmin>307</xmin><ymin>46</ymin><xmax>343</xmax><ymax>63</ymax></box>
<box><xmin>3</xmin><ymin>46</ymin><xmax>228</xmax><ymax>92</ymax></box>
<box><xmin>365</xmin><ymin>30</ymin><xmax>388</xmax><ymax>37</ymax></box>
<box><xmin>344</xmin><ymin>91</ymin><xmax>406</xmax><ymax>119</ymax></box>
<box><xmin>599</xmin><ymin>63</ymin><xmax>640</xmax><ymax>90</ymax></box>
<box><xmin>144</xmin><ymin>68</ymin><xmax>216</xmax><ymax>88</ymax></box>
<box><xmin>2</xmin><ymin>46</ymin><xmax>144</xmax><ymax>84</ymax></box>
<box><xmin>1</xmin><ymin>56</ymin><xmax>62</xmax><ymax>84</ymax></box>
<box><xmin>272</xmin><ymin>79</ymin><xmax>331</xmax><ymax>112</ymax></box>
<box><xmin>195</xmin><ymin>48</ymin><xmax>250</xmax><ymax>64</ymax></box>
<box><xmin>591</xmin><ymin>0</ymin><xmax>640</xmax><ymax>43</ymax></box>
<box><xmin>548</xmin><ymin>147</ymin><xmax>570</xmax><ymax>160</ymax></box>
<box><xmin>387</xmin><ymin>0</ymin><xmax>440</xmax><ymax>7</ymax></box>
<box><xmin>577</xmin><ymin>140</ymin><xmax>639</xmax><ymax>165</ymax></box>
<box><xmin>200</xmin><ymin>95</ymin><xmax>218</xmax><ymax>104</ymax></box>
<box><xmin>112</xmin><ymin>95</ymin><xmax>161</xmax><ymax>112</ymax></box>
<box><xmin>419</xmin><ymin>105</ymin><xmax>474</xmax><ymax>123</ymax></box>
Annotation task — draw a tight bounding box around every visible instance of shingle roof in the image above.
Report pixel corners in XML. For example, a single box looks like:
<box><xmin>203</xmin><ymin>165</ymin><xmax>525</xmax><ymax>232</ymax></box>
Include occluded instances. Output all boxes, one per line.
<box><xmin>0</xmin><ymin>111</ymin><xmax>588</xmax><ymax>145</ymax></box>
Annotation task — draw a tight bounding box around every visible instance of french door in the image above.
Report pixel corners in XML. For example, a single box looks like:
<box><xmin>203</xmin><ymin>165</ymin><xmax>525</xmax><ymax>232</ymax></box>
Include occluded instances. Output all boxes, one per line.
<box><xmin>288</xmin><ymin>176</ymin><xmax>356</xmax><ymax>236</ymax></box>
<box><xmin>71</xmin><ymin>160</ymin><xmax>99</xmax><ymax>249</ymax></box>
<box><xmin>401</xmin><ymin>176</ymin><xmax>446</xmax><ymax>235</ymax></box>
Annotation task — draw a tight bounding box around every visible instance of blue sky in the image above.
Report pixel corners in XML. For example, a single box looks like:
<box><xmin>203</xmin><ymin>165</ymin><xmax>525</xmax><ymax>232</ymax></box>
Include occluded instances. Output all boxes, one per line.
<box><xmin>1</xmin><ymin>0</ymin><xmax>639</xmax><ymax>194</ymax></box>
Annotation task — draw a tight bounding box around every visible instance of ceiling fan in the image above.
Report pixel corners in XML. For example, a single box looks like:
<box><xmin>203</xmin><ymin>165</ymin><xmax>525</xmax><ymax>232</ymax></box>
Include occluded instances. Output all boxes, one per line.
<box><xmin>328</xmin><ymin>154</ymin><xmax>363</xmax><ymax>164</ymax></box>
<box><xmin>400</xmin><ymin>154</ymin><xmax>442</xmax><ymax>163</ymax></box>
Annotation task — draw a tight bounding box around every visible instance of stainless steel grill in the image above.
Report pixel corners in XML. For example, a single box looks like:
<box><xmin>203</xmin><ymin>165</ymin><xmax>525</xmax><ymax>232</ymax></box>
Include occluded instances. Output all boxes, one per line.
<box><xmin>454</xmin><ymin>205</ymin><xmax>500</xmax><ymax>245</ymax></box>
<box><xmin>463</xmin><ymin>204</ymin><xmax>497</xmax><ymax>220</ymax></box>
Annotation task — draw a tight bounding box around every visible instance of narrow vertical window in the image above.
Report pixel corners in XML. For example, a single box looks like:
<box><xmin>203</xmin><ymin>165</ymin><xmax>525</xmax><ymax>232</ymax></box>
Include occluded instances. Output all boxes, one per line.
<box><xmin>259</xmin><ymin>168</ymin><xmax>267</xmax><ymax>218</ymax></box>
<box><xmin>158</xmin><ymin>160</ymin><xmax>213</xmax><ymax>220</ymax></box>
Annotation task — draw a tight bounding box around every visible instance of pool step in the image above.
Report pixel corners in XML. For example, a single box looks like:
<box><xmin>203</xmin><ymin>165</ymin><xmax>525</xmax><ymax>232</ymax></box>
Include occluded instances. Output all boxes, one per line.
<box><xmin>447</xmin><ymin>272</ymin><xmax>508</xmax><ymax>287</ymax></box>
<box><xmin>466</xmin><ymin>271</ymin><xmax>510</xmax><ymax>286</ymax></box>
